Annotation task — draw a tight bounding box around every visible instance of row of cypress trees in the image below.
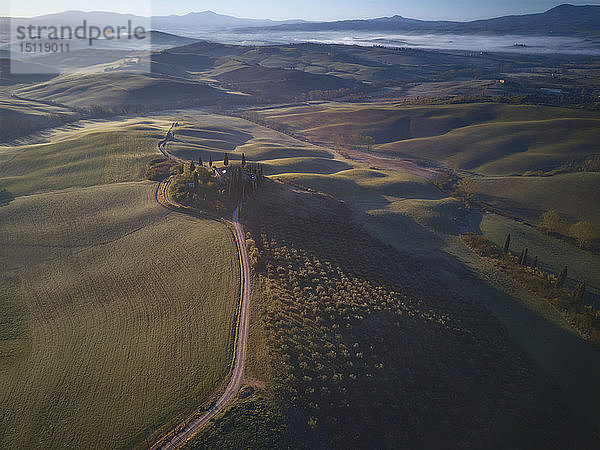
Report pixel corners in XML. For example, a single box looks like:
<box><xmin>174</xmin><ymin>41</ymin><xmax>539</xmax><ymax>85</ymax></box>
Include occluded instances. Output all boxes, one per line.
<box><xmin>503</xmin><ymin>233</ymin><xmax>586</xmax><ymax>302</ymax></box>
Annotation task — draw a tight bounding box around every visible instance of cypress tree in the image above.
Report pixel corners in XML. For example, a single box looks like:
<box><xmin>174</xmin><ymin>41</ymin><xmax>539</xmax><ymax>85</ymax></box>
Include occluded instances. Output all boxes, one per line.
<box><xmin>198</xmin><ymin>155</ymin><xmax>203</xmax><ymax>166</ymax></box>
<box><xmin>503</xmin><ymin>233</ymin><xmax>511</xmax><ymax>254</ymax></box>
<box><xmin>224</xmin><ymin>153</ymin><xmax>229</xmax><ymax>166</ymax></box>
<box><xmin>521</xmin><ymin>248</ymin><xmax>528</xmax><ymax>266</ymax></box>
<box><xmin>556</xmin><ymin>266</ymin><xmax>568</xmax><ymax>288</ymax></box>
<box><xmin>518</xmin><ymin>248</ymin><xmax>525</xmax><ymax>265</ymax></box>
<box><xmin>209</xmin><ymin>155</ymin><xmax>213</xmax><ymax>168</ymax></box>
<box><xmin>242</xmin><ymin>153</ymin><xmax>246</xmax><ymax>167</ymax></box>
<box><xmin>532</xmin><ymin>255</ymin><xmax>538</xmax><ymax>269</ymax></box>
<box><xmin>189</xmin><ymin>160</ymin><xmax>195</xmax><ymax>172</ymax></box>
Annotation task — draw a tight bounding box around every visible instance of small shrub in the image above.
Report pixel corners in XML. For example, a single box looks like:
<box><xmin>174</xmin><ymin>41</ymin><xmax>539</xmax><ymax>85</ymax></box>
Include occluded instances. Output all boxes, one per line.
<box><xmin>461</xmin><ymin>233</ymin><xmax>502</xmax><ymax>257</ymax></box>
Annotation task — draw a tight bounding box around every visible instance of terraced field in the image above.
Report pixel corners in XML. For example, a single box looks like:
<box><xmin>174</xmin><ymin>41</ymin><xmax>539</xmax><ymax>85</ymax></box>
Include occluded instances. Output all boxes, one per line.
<box><xmin>0</xmin><ymin>116</ymin><xmax>241</xmax><ymax>448</ymax></box>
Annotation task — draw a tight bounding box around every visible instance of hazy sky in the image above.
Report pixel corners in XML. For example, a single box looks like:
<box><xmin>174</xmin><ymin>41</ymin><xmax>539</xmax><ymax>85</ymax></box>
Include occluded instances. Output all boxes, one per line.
<box><xmin>7</xmin><ymin>0</ymin><xmax>600</xmax><ymax>21</ymax></box>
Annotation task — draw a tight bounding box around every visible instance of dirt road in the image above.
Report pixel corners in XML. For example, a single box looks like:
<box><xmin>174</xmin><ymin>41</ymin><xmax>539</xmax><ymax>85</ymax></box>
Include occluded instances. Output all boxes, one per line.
<box><xmin>150</xmin><ymin>124</ymin><xmax>251</xmax><ymax>449</ymax></box>
<box><xmin>151</xmin><ymin>205</ymin><xmax>250</xmax><ymax>449</ymax></box>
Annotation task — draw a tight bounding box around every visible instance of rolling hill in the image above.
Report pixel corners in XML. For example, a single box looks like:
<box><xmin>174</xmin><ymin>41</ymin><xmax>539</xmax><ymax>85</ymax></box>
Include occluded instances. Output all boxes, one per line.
<box><xmin>0</xmin><ymin>115</ymin><xmax>242</xmax><ymax>448</ymax></box>
<box><xmin>15</xmin><ymin>72</ymin><xmax>245</xmax><ymax>108</ymax></box>
<box><xmin>249</xmin><ymin>101</ymin><xmax>600</xmax><ymax>175</ymax></box>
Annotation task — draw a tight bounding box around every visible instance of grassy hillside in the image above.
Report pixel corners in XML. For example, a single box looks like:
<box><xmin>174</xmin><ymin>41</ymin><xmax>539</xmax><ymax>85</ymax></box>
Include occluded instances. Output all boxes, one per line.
<box><xmin>267</xmin><ymin>165</ymin><xmax>600</xmax><ymax>427</ymax></box>
<box><xmin>474</xmin><ymin>173</ymin><xmax>600</xmax><ymax>227</ymax></box>
<box><xmin>0</xmin><ymin>115</ymin><xmax>242</xmax><ymax>448</ymax></box>
<box><xmin>250</xmin><ymin>101</ymin><xmax>600</xmax><ymax>175</ymax></box>
<box><xmin>0</xmin><ymin>96</ymin><xmax>78</xmax><ymax>142</ymax></box>
<box><xmin>15</xmin><ymin>73</ymin><xmax>243</xmax><ymax>108</ymax></box>
<box><xmin>0</xmin><ymin>119</ymin><xmax>166</xmax><ymax>197</ymax></box>
<box><xmin>275</xmin><ymin>168</ymin><xmax>461</xmax><ymax>253</ymax></box>
<box><xmin>159</xmin><ymin>111</ymin><xmax>346</xmax><ymax>175</ymax></box>
<box><xmin>478</xmin><ymin>214</ymin><xmax>600</xmax><ymax>296</ymax></box>
<box><xmin>215</xmin><ymin>64</ymin><xmax>359</xmax><ymax>100</ymax></box>
<box><xmin>158</xmin><ymin>41</ymin><xmax>497</xmax><ymax>84</ymax></box>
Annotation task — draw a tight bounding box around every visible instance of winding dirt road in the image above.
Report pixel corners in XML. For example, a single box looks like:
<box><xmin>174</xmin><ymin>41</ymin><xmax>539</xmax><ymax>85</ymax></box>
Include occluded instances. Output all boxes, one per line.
<box><xmin>150</xmin><ymin>125</ymin><xmax>251</xmax><ymax>449</ymax></box>
<box><xmin>153</xmin><ymin>206</ymin><xmax>250</xmax><ymax>449</ymax></box>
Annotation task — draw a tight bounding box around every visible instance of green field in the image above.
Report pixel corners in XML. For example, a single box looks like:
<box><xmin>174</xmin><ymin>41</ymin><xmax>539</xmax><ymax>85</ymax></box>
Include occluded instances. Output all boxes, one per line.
<box><xmin>276</xmin><ymin>168</ymin><xmax>461</xmax><ymax>253</ymax></box>
<box><xmin>473</xmin><ymin>172</ymin><xmax>600</xmax><ymax>228</ymax></box>
<box><xmin>251</xmin><ymin>101</ymin><xmax>600</xmax><ymax>175</ymax></box>
<box><xmin>478</xmin><ymin>213</ymin><xmax>600</xmax><ymax>296</ymax></box>
<box><xmin>0</xmin><ymin>96</ymin><xmax>78</xmax><ymax>142</ymax></box>
<box><xmin>0</xmin><ymin>115</ymin><xmax>241</xmax><ymax>448</ymax></box>
<box><xmin>0</xmin><ymin>118</ymin><xmax>172</xmax><ymax>197</ymax></box>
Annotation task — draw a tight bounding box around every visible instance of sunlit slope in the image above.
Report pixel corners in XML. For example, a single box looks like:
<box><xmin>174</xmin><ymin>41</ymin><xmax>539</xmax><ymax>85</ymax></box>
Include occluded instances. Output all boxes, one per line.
<box><xmin>0</xmin><ymin>118</ymin><xmax>168</xmax><ymax>196</ymax></box>
<box><xmin>0</xmin><ymin>182</ymin><xmax>240</xmax><ymax>448</ymax></box>
<box><xmin>161</xmin><ymin>112</ymin><xmax>347</xmax><ymax>174</ymax></box>
<box><xmin>473</xmin><ymin>172</ymin><xmax>600</xmax><ymax>227</ymax></box>
<box><xmin>276</xmin><ymin>168</ymin><xmax>462</xmax><ymax>252</ymax></box>
<box><xmin>0</xmin><ymin>115</ymin><xmax>241</xmax><ymax>448</ymax></box>
<box><xmin>15</xmin><ymin>72</ymin><xmax>243</xmax><ymax>108</ymax></box>
<box><xmin>0</xmin><ymin>96</ymin><xmax>78</xmax><ymax>142</ymax></box>
<box><xmin>252</xmin><ymin>102</ymin><xmax>600</xmax><ymax>175</ymax></box>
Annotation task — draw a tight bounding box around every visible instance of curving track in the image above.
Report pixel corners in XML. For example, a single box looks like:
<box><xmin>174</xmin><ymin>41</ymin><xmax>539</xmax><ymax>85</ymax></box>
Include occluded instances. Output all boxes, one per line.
<box><xmin>151</xmin><ymin>124</ymin><xmax>251</xmax><ymax>449</ymax></box>
<box><xmin>153</xmin><ymin>206</ymin><xmax>250</xmax><ymax>449</ymax></box>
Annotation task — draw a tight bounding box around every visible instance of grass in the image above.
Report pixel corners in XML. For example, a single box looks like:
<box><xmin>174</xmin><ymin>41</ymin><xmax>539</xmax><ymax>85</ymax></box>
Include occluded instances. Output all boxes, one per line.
<box><xmin>0</xmin><ymin>120</ymin><xmax>165</xmax><ymax>197</ymax></box>
<box><xmin>251</xmin><ymin>101</ymin><xmax>600</xmax><ymax>175</ymax></box>
<box><xmin>184</xmin><ymin>390</ymin><xmax>295</xmax><ymax>450</ymax></box>
<box><xmin>261</xmin><ymin>157</ymin><xmax>352</xmax><ymax>175</ymax></box>
<box><xmin>0</xmin><ymin>112</ymin><xmax>243</xmax><ymax>448</ymax></box>
<box><xmin>0</xmin><ymin>181</ymin><xmax>241</xmax><ymax>449</ymax></box>
<box><xmin>276</xmin><ymin>168</ymin><xmax>460</xmax><ymax>253</ymax></box>
<box><xmin>473</xmin><ymin>172</ymin><xmax>600</xmax><ymax>228</ymax></box>
<box><xmin>478</xmin><ymin>213</ymin><xmax>600</xmax><ymax>297</ymax></box>
<box><xmin>0</xmin><ymin>278</ymin><xmax>27</xmax><ymax>372</ymax></box>
<box><xmin>15</xmin><ymin>73</ymin><xmax>241</xmax><ymax>108</ymax></box>
<box><xmin>158</xmin><ymin>112</ymin><xmax>343</xmax><ymax>176</ymax></box>
<box><xmin>0</xmin><ymin>96</ymin><xmax>78</xmax><ymax>142</ymax></box>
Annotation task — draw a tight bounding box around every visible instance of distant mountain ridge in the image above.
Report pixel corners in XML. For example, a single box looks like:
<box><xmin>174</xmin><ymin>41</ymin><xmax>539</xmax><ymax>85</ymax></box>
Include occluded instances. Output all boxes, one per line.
<box><xmin>4</xmin><ymin>9</ymin><xmax>306</xmax><ymax>30</ymax></box>
<box><xmin>4</xmin><ymin>5</ymin><xmax>599</xmax><ymax>38</ymax></box>
<box><xmin>250</xmin><ymin>4</ymin><xmax>600</xmax><ymax>37</ymax></box>
<box><xmin>152</xmin><ymin>10</ymin><xmax>306</xmax><ymax>29</ymax></box>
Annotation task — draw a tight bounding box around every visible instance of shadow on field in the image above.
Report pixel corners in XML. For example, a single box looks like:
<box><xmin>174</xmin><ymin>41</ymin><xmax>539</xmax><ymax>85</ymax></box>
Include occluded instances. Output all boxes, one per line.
<box><xmin>437</xmin><ymin>209</ymin><xmax>600</xmax><ymax>428</ymax></box>
<box><xmin>263</xmin><ymin>158</ymin><xmax>353</xmax><ymax>176</ymax></box>
<box><xmin>307</xmin><ymin>173</ymin><xmax>600</xmax><ymax>430</ymax></box>
<box><xmin>469</xmin><ymin>208</ymin><xmax>600</xmax><ymax>306</ymax></box>
<box><xmin>444</xmin><ymin>253</ymin><xmax>600</xmax><ymax>430</ymax></box>
<box><xmin>0</xmin><ymin>189</ymin><xmax>14</xmax><ymax>206</ymax></box>
<box><xmin>176</xmin><ymin>127</ymin><xmax>253</xmax><ymax>150</ymax></box>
